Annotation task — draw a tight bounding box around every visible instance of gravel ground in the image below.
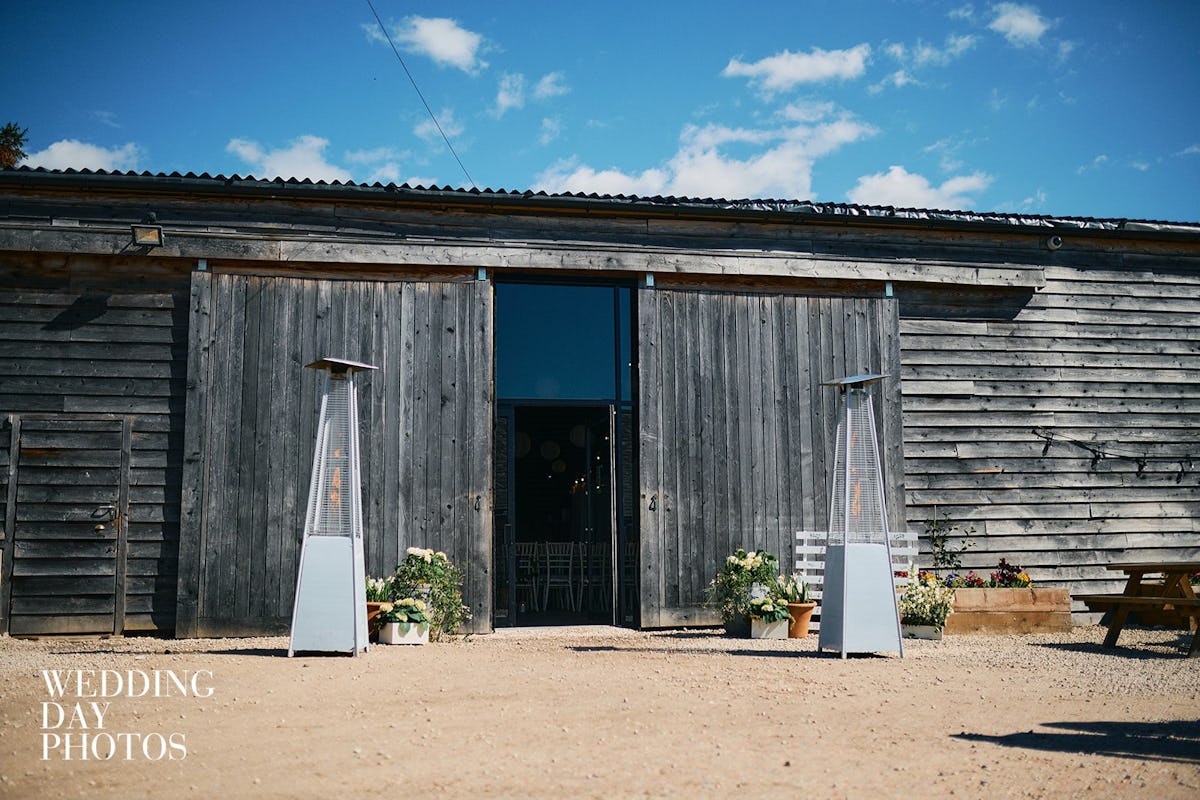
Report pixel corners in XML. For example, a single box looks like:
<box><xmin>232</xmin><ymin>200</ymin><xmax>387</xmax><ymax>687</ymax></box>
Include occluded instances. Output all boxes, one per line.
<box><xmin>0</xmin><ymin>625</ymin><xmax>1197</xmax><ymax>799</ymax></box>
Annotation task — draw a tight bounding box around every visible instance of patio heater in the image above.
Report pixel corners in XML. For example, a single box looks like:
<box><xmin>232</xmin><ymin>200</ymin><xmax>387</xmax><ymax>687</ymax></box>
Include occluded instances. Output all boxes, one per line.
<box><xmin>288</xmin><ymin>357</ymin><xmax>377</xmax><ymax>657</ymax></box>
<box><xmin>817</xmin><ymin>374</ymin><xmax>904</xmax><ymax>659</ymax></box>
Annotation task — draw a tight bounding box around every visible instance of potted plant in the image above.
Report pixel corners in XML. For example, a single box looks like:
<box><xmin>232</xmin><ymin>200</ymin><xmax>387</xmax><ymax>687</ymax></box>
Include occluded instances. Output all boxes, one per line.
<box><xmin>365</xmin><ymin>575</ymin><xmax>395</xmax><ymax>636</ymax></box>
<box><xmin>747</xmin><ymin>596</ymin><xmax>792</xmax><ymax>640</ymax></box>
<box><xmin>704</xmin><ymin>548</ymin><xmax>780</xmax><ymax>637</ymax></box>
<box><xmin>776</xmin><ymin>573</ymin><xmax>817</xmax><ymax>638</ymax></box>
<box><xmin>897</xmin><ymin>569</ymin><xmax>956</xmax><ymax>640</ymax></box>
<box><xmin>391</xmin><ymin>547</ymin><xmax>471</xmax><ymax>641</ymax></box>
<box><xmin>377</xmin><ymin>598</ymin><xmax>430</xmax><ymax>645</ymax></box>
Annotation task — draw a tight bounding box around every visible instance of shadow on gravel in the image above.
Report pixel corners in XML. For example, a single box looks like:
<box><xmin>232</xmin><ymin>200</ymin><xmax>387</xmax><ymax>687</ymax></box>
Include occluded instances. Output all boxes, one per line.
<box><xmin>1032</xmin><ymin>636</ymin><xmax>1193</xmax><ymax>660</ymax></box>
<box><xmin>568</xmin><ymin>645</ymin><xmax>832</xmax><ymax>659</ymax></box>
<box><xmin>205</xmin><ymin>648</ymin><xmax>291</xmax><ymax>658</ymax></box>
<box><xmin>954</xmin><ymin>720</ymin><xmax>1200</xmax><ymax>765</ymax></box>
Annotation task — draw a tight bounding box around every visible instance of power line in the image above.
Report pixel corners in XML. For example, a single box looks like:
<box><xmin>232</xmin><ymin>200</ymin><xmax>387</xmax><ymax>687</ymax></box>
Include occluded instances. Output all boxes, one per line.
<box><xmin>364</xmin><ymin>0</ymin><xmax>478</xmax><ymax>190</ymax></box>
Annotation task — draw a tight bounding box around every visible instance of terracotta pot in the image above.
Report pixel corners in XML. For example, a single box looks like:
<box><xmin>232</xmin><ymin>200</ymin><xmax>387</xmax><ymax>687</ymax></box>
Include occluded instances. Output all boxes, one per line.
<box><xmin>366</xmin><ymin>602</ymin><xmax>386</xmax><ymax>638</ymax></box>
<box><xmin>786</xmin><ymin>602</ymin><xmax>817</xmax><ymax>638</ymax></box>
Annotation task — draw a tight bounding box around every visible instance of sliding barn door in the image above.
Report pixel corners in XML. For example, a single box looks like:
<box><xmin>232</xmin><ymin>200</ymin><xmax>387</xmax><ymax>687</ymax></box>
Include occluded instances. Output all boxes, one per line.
<box><xmin>637</xmin><ymin>286</ymin><xmax>903</xmax><ymax>628</ymax></box>
<box><xmin>177</xmin><ymin>273</ymin><xmax>493</xmax><ymax>637</ymax></box>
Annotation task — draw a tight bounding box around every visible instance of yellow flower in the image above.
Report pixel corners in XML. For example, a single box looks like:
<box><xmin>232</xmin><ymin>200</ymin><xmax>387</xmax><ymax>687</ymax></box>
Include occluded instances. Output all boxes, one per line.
<box><xmin>379</xmin><ymin>602</ymin><xmax>393</xmax><ymax>612</ymax></box>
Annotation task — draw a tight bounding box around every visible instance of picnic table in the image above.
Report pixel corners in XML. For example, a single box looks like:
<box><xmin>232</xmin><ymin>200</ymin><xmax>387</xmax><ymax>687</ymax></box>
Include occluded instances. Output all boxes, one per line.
<box><xmin>1073</xmin><ymin>561</ymin><xmax>1200</xmax><ymax>658</ymax></box>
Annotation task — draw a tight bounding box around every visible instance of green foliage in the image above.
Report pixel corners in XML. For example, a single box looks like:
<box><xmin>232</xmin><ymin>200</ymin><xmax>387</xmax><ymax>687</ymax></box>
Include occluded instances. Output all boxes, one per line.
<box><xmin>0</xmin><ymin>123</ymin><xmax>28</xmax><ymax>169</ymax></box>
<box><xmin>392</xmin><ymin>547</ymin><xmax>470</xmax><ymax>640</ymax></box>
<box><xmin>775</xmin><ymin>573</ymin><xmax>810</xmax><ymax>603</ymax></box>
<box><xmin>747</xmin><ymin>596</ymin><xmax>792</xmax><ymax>623</ymax></box>
<box><xmin>925</xmin><ymin>509</ymin><xmax>975</xmax><ymax>572</ymax></box>
<box><xmin>703</xmin><ymin>548</ymin><xmax>781</xmax><ymax>623</ymax></box>
<box><xmin>365</xmin><ymin>575</ymin><xmax>395</xmax><ymax>602</ymax></box>
<box><xmin>377</xmin><ymin>597</ymin><xmax>429</xmax><ymax>624</ymax></box>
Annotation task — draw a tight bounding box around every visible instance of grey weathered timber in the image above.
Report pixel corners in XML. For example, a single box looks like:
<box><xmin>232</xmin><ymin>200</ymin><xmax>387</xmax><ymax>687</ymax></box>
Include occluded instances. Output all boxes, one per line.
<box><xmin>898</xmin><ymin>265</ymin><xmax>1200</xmax><ymax>614</ymax></box>
<box><xmin>638</xmin><ymin>285</ymin><xmax>904</xmax><ymax>628</ymax></box>
<box><xmin>0</xmin><ymin>255</ymin><xmax>190</xmax><ymax>635</ymax></box>
<box><xmin>177</xmin><ymin>273</ymin><xmax>493</xmax><ymax>637</ymax></box>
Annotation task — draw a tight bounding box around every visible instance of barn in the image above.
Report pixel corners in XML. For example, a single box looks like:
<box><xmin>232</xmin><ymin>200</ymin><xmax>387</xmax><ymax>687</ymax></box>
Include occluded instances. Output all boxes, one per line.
<box><xmin>1</xmin><ymin>168</ymin><xmax>1197</xmax><ymax>637</ymax></box>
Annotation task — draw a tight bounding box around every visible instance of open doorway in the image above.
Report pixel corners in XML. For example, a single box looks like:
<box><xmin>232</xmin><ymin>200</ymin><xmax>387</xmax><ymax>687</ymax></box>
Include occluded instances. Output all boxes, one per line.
<box><xmin>492</xmin><ymin>281</ymin><xmax>636</xmax><ymax>628</ymax></box>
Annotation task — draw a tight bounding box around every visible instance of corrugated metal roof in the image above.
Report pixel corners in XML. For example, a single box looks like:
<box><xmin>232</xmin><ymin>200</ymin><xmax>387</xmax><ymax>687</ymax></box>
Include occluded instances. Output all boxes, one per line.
<box><xmin>3</xmin><ymin>165</ymin><xmax>1198</xmax><ymax>235</ymax></box>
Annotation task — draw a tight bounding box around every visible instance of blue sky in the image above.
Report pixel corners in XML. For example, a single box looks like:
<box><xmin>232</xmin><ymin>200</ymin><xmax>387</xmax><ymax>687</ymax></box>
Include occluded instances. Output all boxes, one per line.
<box><xmin>5</xmin><ymin>1</ymin><xmax>1199</xmax><ymax>221</ymax></box>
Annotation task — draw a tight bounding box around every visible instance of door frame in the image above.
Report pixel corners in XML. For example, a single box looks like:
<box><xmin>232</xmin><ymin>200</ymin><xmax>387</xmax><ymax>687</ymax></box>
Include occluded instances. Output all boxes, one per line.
<box><xmin>493</xmin><ymin>400</ymin><xmax>627</xmax><ymax>627</ymax></box>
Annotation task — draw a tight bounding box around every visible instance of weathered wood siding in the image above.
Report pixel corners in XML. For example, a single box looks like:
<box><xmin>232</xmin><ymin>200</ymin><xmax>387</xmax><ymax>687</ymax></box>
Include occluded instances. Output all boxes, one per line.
<box><xmin>638</xmin><ymin>284</ymin><xmax>904</xmax><ymax>628</ymax></box>
<box><xmin>0</xmin><ymin>255</ymin><xmax>190</xmax><ymax>634</ymax></box>
<box><xmin>899</xmin><ymin>265</ymin><xmax>1200</xmax><ymax>612</ymax></box>
<box><xmin>176</xmin><ymin>272</ymin><xmax>493</xmax><ymax>637</ymax></box>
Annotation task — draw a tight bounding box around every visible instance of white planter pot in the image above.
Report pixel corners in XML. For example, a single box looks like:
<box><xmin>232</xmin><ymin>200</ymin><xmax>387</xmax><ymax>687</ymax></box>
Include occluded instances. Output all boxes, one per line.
<box><xmin>378</xmin><ymin>621</ymin><xmax>430</xmax><ymax>645</ymax></box>
<box><xmin>901</xmin><ymin>623</ymin><xmax>943</xmax><ymax>641</ymax></box>
<box><xmin>750</xmin><ymin>618</ymin><xmax>789</xmax><ymax>640</ymax></box>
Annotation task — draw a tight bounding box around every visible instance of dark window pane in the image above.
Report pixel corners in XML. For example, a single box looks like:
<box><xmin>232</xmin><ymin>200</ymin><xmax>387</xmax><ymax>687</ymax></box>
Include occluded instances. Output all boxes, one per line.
<box><xmin>496</xmin><ymin>283</ymin><xmax>617</xmax><ymax>401</ymax></box>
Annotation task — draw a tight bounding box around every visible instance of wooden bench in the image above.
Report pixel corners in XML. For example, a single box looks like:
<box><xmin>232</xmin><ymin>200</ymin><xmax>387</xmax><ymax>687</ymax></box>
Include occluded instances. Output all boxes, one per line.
<box><xmin>1072</xmin><ymin>561</ymin><xmax>1200</xmax><ymax>658</ymax></box>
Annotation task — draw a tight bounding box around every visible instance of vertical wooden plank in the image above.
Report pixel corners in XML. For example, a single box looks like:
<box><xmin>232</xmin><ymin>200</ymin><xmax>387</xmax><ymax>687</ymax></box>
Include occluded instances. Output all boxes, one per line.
<box><xmin>467</xmin><ymin>277</ymin><xmax>494</xmax><ymax>633</ymax></box>
<box><xmin>113</xmin><ymin>415</ymin><xmax>132</xmax><ymax>634</ymax></box>
<box><xmin>0</xmin><ymin>415</ymin><xmax>21</xmax><ymax>633</ymax></box>
<box><xmin>696</xmin><ymin>290</ymin><xmax>719</xmax><ymax>607</ymax></box>
<box><xmin>681</xmin><ymin>291</ymin><xmax>703</xmax><ymax>607</ymax></box>
<box><xmin>637</xmin><ymin>284</ymin><xmax>663</xmax><ymax>627</ymax></box>
<box><xmin>175</xmin><ymin>270</ymin><xmax>212</xmax><ymax>637</ymax></box>
<box><xmin>878</xmin><ymin>297</ymin><xmax>907</xmax><ymax>532</ymax></box>
<box><xmin>396</xmin><ymin>282</ymin><xmax>417</xmax><ymax>556</ymax></box>
<box><xmin>231</xmin><ymin>275</ymin><xmax>260</xmax><ymax>619</ymax></box>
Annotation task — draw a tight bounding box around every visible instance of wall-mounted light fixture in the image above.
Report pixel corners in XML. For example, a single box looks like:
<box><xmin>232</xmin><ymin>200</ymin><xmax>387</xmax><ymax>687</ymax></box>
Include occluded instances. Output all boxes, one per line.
<box><xmin>130</xmin><ymin>212</ymin><xmax>164</xmax><ymax>247</ymax></box>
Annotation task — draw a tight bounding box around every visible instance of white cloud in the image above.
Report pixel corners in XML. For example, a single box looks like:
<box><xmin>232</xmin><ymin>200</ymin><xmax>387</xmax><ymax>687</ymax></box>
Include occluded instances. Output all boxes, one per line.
<box><xmin>869</xmin><ymin>70</ymin><xmax>918</xmax><ymax>94</ymax></box>
<box><xmin>1131</xmin><ymin>161</ymin><xmax>1150</xmax><ymax>172</ymax></box>
<box><xmin>22</xmin><ymin>139</ymin><xmax>141</xmax><ymax>171</ymax></box>
<box><xmin>1021</xmin><ymin>189</ymin><xmax>1048</xmax><ymax>210</ymax></box>
<box><xmin>494</xmin><ymin>73</ymin><xmax>525</xmax><ymax>117</ymax></box>
<box><xmin>949</xmin><ymin>5</ymin><xmax>976</xmax><ymax>22</ymax></box>
<box><xmin>345</xmin><ymin>147</ymin><xmax>408</xmax><ymax>185</ymax></box>
<box><xmin>534</xmin><ymin>72</ymin><xmax>570</xmax><ymax>100</ymax></box>
<box><xmin>404</xmin><ymin>174</ymin><xmax>440</xmax><ymax>187</ymax></box>
<box><xmin>413</xmin><ymin>108</ymin><xmax>464</xmax><ymax>144</ymax></box>
<box><xmin>388</xmin><ymin>16</ymin><xmax>487</xmax><ymax>74</ymax></box>
<box><xmin>723</xmin><ymin>44</ymin><xmax>871</xmax><ymax>92</ymax></box>
<box><xmin>93</xmin><ymin>111</ymin><xmax>121</xmax><ymax>129</ymax></box>
<box><xmin>1180</xmin><ymin>144</ymin><xmax>1200</xmax><ymax>156</ymax></box>
<box><xmin>888</xmin><ymin>34</ymin><xmax>977</xmax><ymax>68</ymax></box>
<box><xmin>539</xmin><ymin>118</ymin><xmax>562</xmax><ymax>145</ymax></box>
<box><xmin>847</xmin><ymin>165</ymin><xmax>992</xmax><ymax>210</ymax></box>
<box><xmin>989</xmin><ymin>3</ymin><xmax>1050</xmax><ymax>47</ymax></box>
<box><xmin>225</xmin><ymin>135</ymin><xmax>351</xmax><ymax>182</ymax></box>
<box><xmin>1076</xmin><ymin>154</ymin><xmax>1108</xmax><ymax>175</ymax></box>
<box><xmin>536</xmin><ymin>106</ymin><xmax>876</xmax><ymax>200</ymax></box>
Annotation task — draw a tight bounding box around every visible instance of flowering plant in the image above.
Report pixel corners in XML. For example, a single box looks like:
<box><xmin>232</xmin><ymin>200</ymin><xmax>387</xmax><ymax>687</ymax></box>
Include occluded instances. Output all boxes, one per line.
<box><xmin>378</xmin><ymin>597</ymin><xmax>428</xmax><ymax>625</ymax></box>
<box><xmin>365</xmin><ymin>576</ymin><xmax>395</xmax><ymax>602</ymax></box>
<box><xmin>943</xmin><ymin>559</ymin><xmax>1032</xmax><ymax>588</ymax></box>
<box><xmin>703</xmin><ymin>548</ymin><xmax>781</xmax><ymax>624</ymax></box>
<box><xmin>775</xmin><ymin>573</ymin><xmax>811</xmax><ymax>604</ymax></box>
<box><xmin>747</xmin><ymin>596</ymin><xmax>793</xmax><ymax>623</ymax></box>
<box><xmin>898</xmin><ymin>569</ymin><xmax>955</xmax><ymax>630</ymax></box>
<box><xmin>392</xmin><ymin>547</ymin><xmax>471</xmax><ymax>640</ymax></box>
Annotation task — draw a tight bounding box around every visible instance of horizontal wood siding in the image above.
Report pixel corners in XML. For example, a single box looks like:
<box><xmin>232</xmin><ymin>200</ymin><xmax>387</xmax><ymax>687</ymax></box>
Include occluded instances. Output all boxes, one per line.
<box><xmin>177</xmin><ymin>273</ymin><xmax>492</xmax><ymax>637</ymax></box>
<box><xmin>899</xmin><ymin>266</ymin><xmax>1200</xmax><ymax>614</ymax></box>
<box><xmin>639</xmin><ymin>286</ymin><xmax>904</xmax><ymax>628</ymax></box>
<box><xmin>0</xmin><ymin>255</ymin><xmax>190</xmax><ymax>634</ymax></box>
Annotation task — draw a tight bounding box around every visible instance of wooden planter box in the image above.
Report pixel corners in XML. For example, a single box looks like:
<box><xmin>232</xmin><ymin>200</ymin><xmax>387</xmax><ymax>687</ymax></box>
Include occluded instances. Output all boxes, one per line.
<box><xmin>944</xmin><ymin>588</ymin><xmax>1071</xmax><ymax>635</ymax></box>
